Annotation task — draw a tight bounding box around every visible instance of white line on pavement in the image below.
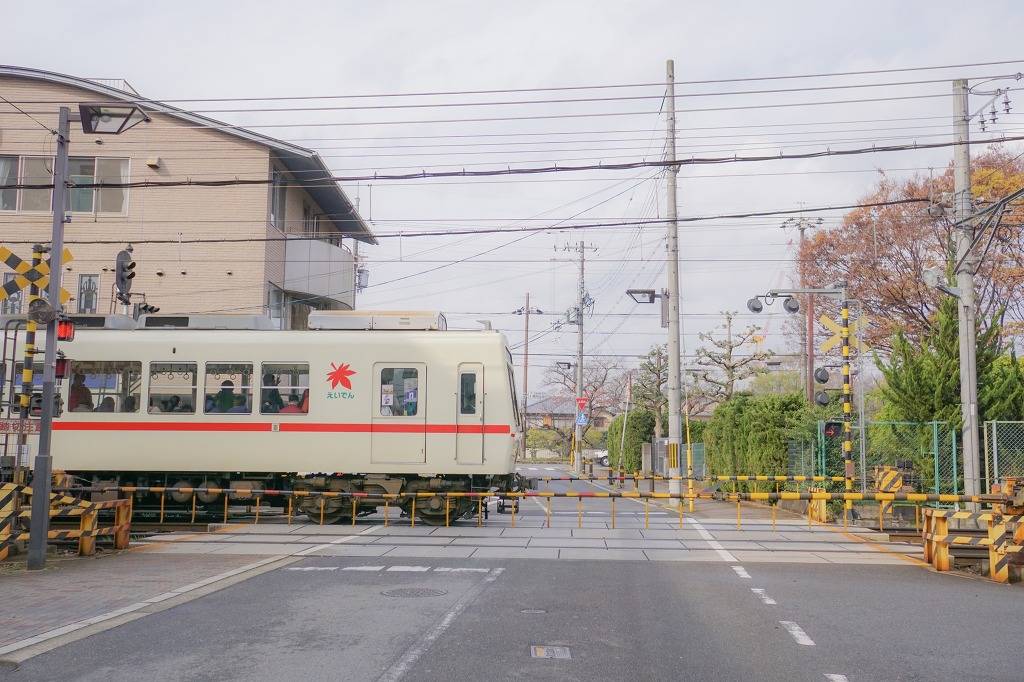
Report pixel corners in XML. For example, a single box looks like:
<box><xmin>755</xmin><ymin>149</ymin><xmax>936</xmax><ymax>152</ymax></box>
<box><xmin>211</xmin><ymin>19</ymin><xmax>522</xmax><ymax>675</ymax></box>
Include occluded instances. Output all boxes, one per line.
<box><xmin>386</xmin><ymin>565</ymin><xmax>432</xmax><ymax>572</ymax></box>
<box><xmin>294</xmin><ymin>524</ymin><xmax>382</xmax><ymax>557</ymax></box>
<box><xmin>285</xmin><ymin>566</ymin><xmax>339</xmax><ymax>572</ymax></box>
<box><xmin>751</xmin><ymin>588</ymin><xmax>777</xmax><ymax>605</ymax></box>
<box><xmin>342</xmin><ymin>566</ymin><xmax>385</xmax><ymax>572</ymax></box>
<box><xmin>689</xmin><ymin>519</ymin><xmax>738</xmax><ymax>562</ymax></box>
<box><xmin>434</xmin><ymin>567</ymin><xmax>490</xmax><ymax>573</ymax></box>
<box><xmin>823</xmin><ymin>675</ymin><xmax>849</xmax><ymax>681</ymax></box>
<box><xmin>378</xmin><ymin>568</ymin><xmax>505</xmax><ymax>682</ymax></box>
<box><xmin>732</xmin><ymin>566</ymin><xmax>752</xmax><ymax>579</ymax></box>
<box><xmin>779</xmin><ymin>621</ymin><xmax>815</xmax><ymax>646</ymax></box>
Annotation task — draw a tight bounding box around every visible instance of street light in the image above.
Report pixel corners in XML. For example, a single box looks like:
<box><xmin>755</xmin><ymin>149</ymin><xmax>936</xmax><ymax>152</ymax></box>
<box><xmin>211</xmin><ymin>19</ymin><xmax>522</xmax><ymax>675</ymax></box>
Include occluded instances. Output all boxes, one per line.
<box><xmin>27</xmin><ymin>103</ymin><xmax>148</xmax><ymax>571</ymax></box>
<box><xmin>626</xmin><ymin>288</ymin><xmax>657</xmax><ymax>304</ymax></box>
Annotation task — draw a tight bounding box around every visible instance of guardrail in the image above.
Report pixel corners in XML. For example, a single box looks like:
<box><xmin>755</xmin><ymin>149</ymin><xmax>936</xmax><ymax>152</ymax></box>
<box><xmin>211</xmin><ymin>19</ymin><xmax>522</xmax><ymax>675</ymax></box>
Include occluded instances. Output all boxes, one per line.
<box><xmin>0</xmin><ymin>484</ymin><xmax>131</xmax><ymax>561</ymax></box>
<box><xmin>922</xmin><ymin>508</ymin><xmax>1024</xmax><ymax>583</ymax></box>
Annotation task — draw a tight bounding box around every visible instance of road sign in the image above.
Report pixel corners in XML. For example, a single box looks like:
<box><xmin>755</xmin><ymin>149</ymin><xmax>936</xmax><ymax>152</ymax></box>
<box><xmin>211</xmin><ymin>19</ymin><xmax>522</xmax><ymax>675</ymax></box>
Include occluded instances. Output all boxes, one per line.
<box><xmin>575</xmin><ymin>396</ymin><xmax>589</xmax><ymax>411</ymax></box>
<box><xmin>0</xmin><ymin>247</ymin><xmax>74</xmax><ymax>304</ymax></box>
<box><xmin>819</xmin><ymin>314</ymin><xmax>869</xmax><ymax>353</ymax></box>
<box><xmin>576</xmin><ymin>412</ymin><xmax>589</xmax><ymax>426</ymax></box>
<box><xmin>0</xmin><ymin>418</ymin><xmax>40</xmax><ymax>435</ymax></box>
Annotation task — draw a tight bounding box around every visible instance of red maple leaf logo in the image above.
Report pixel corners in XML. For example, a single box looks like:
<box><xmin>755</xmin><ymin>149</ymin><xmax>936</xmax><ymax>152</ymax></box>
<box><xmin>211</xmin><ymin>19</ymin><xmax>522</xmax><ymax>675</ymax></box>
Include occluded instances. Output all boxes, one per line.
<box><xmin>327</xmin><ymin>362</ymin><xmax>356</xmax><ymax>390</ymax></box>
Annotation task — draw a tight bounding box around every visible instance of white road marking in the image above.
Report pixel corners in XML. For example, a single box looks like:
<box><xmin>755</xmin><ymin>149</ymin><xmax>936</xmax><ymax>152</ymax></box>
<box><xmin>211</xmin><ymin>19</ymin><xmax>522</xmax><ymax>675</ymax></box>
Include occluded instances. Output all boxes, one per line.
<box><xmin>779</xmin><ymin>621</ymin><xmax>815</xmax><ymax>646</ymax></box>
<box><xmin>342</xmin><ymin>565</ymin><xmax>385</xmax><ymax>572</ymax></box>
<box><xmin>434</xmin><ymin>567</ymin><xmax>490</xmax><ymax>573</ymax></box>
<box><xmin>544</xmin><ymin>467</ymin><xmax>557</xmax><ymax>471</ymax></box>
<box><xmin>386</xmin><ymin>565</ymin><xmax>432</xmax><ymax>572</ymax></box>
<box><xmin>689</xmin><ymin>519</ymin><xmax>738</xmax><ymax>562</ymax></box>
<box><xmin>732</xmin><ymin>566</ymin><xmax>752</xmax><ymax>579</ymax></box>
<box><xmin>824</xmin><ymin>675</ymin><xmax>849</xmax><ymax>681</ymax></box>
<box><xmin>379</xmin><ymin>568</ymin><xmax>505</xmax><ymax>682</ymax></box>
<box><xmin>285</xmin><ymin>566</ymin><xmax>338</xmax><ymax>572</ymax></box>
<box><xmin>751</xmin><ymin>588</ymin><xmax>777</xmax><ymax>605</ymax></box>
<box><xmin>294</xmin><ymin>524</ymin><xmax>382</xmax><ymax>557</ymax></box>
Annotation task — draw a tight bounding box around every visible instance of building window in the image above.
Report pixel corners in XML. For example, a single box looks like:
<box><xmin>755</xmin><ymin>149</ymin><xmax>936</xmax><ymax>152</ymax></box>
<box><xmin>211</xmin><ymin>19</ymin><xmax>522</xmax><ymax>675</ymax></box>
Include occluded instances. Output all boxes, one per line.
<box><xmin>204</xmin><ymin>362</ymin><xmax>253</xmax><ymax>414</ymax></box>
<box><xmin>0</xmin><ymin>156</ymin><xmax>17</xmax><ymax>211</ymax></box>
<box><xmin>270</xmin><ymin>168</ymin><xmax>286</xmax><ymax>228</ymax></box>
<box><xmin>267</xmin><ymin>284</ymin><xmax>286</xmax><ymax>329</ymax></box>
<box><xmin>96</xmin><ymin>158</ymin><xmax>129</xmax><ymax>213</ymax></box>
<box><xmin>20</xmin><ymin>157</ymin><xmax>53</xmax><ymax>211</ymax></box>
<box><xmin>380</xmin><ymin>367</ymin><xmax>419</xmax><ymax>416</ymax></box>
<box><xmin>260</xmin><ymin>363</ymin><xmax>308</xmax><ymax>414</ymax></box>
<box><xmin>302</xmin><ymin>203</ymin><xmax>320</xmax><ymax>236</ymax></box>
<box><xmin>1</xmin><ymin>273</ymin><xmax>22</xmax><ymax>315</ymax></box>
<box><xmin>148</xmin><ymin>362</ymin><xmax>198</xmax><ymax>413</ymax></box>
<box><xmin>68</xmin><ymin>361</ymin><xmax>141</xmax><ymax>413</ymax></box>
<box><xmin>69</xmin><ymin>157</ymin><xmax>95</xmax><ymax>212</ymax></box>
<box><xmin>77</xmin><ymin>274</ymin><xmax>99</xmax><ymax>314</ymax></box>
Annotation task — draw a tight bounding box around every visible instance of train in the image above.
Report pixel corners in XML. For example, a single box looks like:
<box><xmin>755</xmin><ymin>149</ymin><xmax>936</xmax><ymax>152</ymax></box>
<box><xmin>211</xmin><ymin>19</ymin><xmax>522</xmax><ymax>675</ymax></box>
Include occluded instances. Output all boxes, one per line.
<box><xmin>0</xmin><ymin>310</ymin><xmax>525</xmax><ymax>524</ymax></box>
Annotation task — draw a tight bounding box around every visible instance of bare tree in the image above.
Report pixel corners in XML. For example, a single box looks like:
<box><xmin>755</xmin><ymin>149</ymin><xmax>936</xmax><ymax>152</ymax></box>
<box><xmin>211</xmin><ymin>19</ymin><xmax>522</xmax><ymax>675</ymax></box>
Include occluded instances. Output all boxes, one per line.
<box><xmin>544</xmin><ymin>357</ymin><xmax>624</xmax><ymax>447</ymax></box>
<box><xmin>694</xmin><ymin>311</ymin><xmax>773</xmax><ymax>403</ymax></box>
<box><xmin>632</xmin><ymin>345</ymin><xmax>668</xmax><ymax>437</ymax></box>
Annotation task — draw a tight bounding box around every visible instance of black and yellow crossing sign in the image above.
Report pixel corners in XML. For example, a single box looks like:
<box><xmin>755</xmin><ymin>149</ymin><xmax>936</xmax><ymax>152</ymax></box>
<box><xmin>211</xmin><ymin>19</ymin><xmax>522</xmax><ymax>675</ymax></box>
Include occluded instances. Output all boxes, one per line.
<box><xmin>819</xmin><ymin>314</ymin><xmax>869</xmax><ymax>353</ymax></box>
<box><xmin>0</xmin><ymin>247</ymin><xmax>73</xmax><ymax>304</ymax></box>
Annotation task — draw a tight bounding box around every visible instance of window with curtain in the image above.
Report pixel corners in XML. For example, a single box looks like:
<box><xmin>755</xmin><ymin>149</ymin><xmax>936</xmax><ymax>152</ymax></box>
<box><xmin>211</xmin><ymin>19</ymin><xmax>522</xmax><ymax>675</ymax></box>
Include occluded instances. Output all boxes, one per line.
<box><xmin>96</xmin><ymin>158</ymin><xmax>128</xmax><ymax>213</ymax></box>
<box><xmin>68</xmin><ymin>157</ymin><xmax>95</xmax><ymax>212</ymax></box>
<box><xmin>0</xmin><ymin>156</ymin><xmax>17</xmax><ymax>211</ymax></box>
<box><xmin>270</xmin><ymin>168</ymin><xmax>286</xmax><ymax>228</ymax></box>
<box><xmin>20</xmin><ymin>157</ymin><xmax>52</xmax><ymax>211</ymax></box>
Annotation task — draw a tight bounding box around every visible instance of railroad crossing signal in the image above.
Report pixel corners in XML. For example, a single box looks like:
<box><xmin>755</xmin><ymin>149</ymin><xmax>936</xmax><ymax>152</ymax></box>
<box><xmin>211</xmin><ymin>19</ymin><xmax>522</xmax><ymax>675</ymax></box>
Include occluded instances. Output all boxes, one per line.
<box><xmin>0</xmin><ymin>247</ymin><xmax>74</xmax><ymax>304</ymax></box>
<box><xmin>819</xmin><ymin>314</ymin><xmax>868</xmax><ymax>353</ymax></box>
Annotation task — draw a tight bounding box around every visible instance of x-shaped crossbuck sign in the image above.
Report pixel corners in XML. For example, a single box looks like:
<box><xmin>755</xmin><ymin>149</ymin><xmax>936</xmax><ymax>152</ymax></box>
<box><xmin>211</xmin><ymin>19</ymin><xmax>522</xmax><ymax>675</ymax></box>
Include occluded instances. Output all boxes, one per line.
<box><xmin>0</xmin><ymin>247</ymin><xmax>73</xmax><ymax>304</ymax></box>
<box><xmin>819</xmin><ymin>314</ymin><xmax>869</xmax><ymax>353</ymax></box>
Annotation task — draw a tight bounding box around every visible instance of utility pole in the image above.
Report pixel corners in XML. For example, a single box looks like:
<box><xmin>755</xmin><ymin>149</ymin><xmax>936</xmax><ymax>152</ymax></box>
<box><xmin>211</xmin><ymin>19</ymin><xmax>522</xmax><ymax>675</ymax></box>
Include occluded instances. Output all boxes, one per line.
<box><xmin>664</xmin><ymin>59</ymin><xmax>684</xmax><ymax>507</ymax></box>
<box><xmin>27</xmin><ymin>106</ymin><xmax>70</xmax><ymax>571</ymax></box>
<box><xmin>564</xmin><ymin>241</ymin><xmax>595</xmax><ymax>473</ymax></box>
<box><xmin>781</xmin><ymin>215</ymin><xmax>822</xmax><ymax>403</ymax></box>
<box><xmin>953</xmin><ymin>78</ymin><xmax>981</xmax><ymax>502</ymax></box>
<box><xmin>515</xmin><ymin>294</ymin><xmax>542</xmax><ymax>458</ymax></box>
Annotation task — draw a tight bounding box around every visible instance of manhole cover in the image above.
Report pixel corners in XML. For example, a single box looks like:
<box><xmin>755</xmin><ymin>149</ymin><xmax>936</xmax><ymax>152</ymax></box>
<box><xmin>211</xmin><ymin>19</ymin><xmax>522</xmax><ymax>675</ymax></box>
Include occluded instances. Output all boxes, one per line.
<box><xmin>531</xmin><ymin>645</ymin><xmax>571</xmax><ymax>659</ymax></box>
<box><xmin>381</xmin><ymin>588</ymin><xmax>447</xmax><ymax>598</ymax></box>
<box><xmin>521</xmin><ymin>609</ymin><xmax>547</xmax><ymax>614</ymax></box>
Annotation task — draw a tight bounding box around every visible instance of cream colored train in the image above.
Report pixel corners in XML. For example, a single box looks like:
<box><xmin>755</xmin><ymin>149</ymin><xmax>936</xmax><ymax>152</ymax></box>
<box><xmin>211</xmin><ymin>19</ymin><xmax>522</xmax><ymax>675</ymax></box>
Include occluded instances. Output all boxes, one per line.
<box><xmin>2</xmin><ymin>311</ymin><xmax>524</xmax><ymax>524</ymax></box>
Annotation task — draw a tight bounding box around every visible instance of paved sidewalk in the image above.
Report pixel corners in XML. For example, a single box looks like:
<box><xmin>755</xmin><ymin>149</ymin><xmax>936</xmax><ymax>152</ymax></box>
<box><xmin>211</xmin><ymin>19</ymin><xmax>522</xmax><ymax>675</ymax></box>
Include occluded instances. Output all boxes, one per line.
<box><xmin>0</xmin><ymin>552</ymin><xmax>277</xmax><ymax>652</ymax></box>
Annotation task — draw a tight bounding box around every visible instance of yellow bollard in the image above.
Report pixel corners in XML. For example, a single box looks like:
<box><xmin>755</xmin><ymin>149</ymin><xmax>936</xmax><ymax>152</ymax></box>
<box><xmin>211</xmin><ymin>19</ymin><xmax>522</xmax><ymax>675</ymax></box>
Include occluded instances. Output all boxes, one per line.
<box><xmin>511</xmin><ymin>496</ymin><xmax>517</xmax><ymax>528</ymax></box>
<box><xmin>546</xmin><ymin>496</ymin><xmax>552</xmax><ymax>528</ymax></box>
<box><xmin>678</xmin><ymin>501</ymin><xmax>684</xmax><ymax>530</ymax></box>
<box><xmin>577</xmin><ymin>496</ymin><xmax>583</xmax><ymax>529</ymax></box>
<box><xmin>477</xmin><ymin>495</ymin><xmax>483</xmax><ymax>527</ymax></box>
<box><xmin>159</xmin><ymin>491</ymin><xmax>166</xmax><ymax>524</ymax></box>
<box><xmin>412</xmin><ymin>497</ymin><xmax>417</xmax><ymax>528</ymax></box>
<box><xmin>254</xmin><ymin>496</ymin><xmax>261</xmax><ymax>524</ymax></box>
<box><xmin>286</xmin><ymin>495</ymin><xmax>292</xmax><ymax>525</ymax></box>
<box><xmin>771</xmin><ymin>502</ymin><xmax>776</xmax><ymax>531</ymax></box>
<box><xmin>736</xmin><ymin>499</ymin><xmax>741</xmax><ymax>530</ymax></box>
<box><xmin>915</xmin><ymin>504</ymin><xmax>920</xmax><ymax>533</ymax></box>
<box><xmin>224</xmin><ymin>494</ymin><xmax>230</xmax><ymax>524</ymax></box>
<box><xmin>611</xmin><ymin>497</ymin><xmax>616</xmax><ymax>530</ymax></box>
<box><xmin>444</xmin><ymin>496</ymin><xmax>450</xmax><ymax>527</ymax></box>
<box><xmin>806</xmin><ymin>500</ymin><xmax>811</xmax><ymax>528</ymax></box>
<box><xmin>878</xmin><ymin>501</ymin><xmax>884</xmax><ymax>533</ymax></box>
<box><xmin>843</xmin><ymin>504</ymin><xmax>848</xmax><ymax>529</ymax></box>
<box><xmin>644</xmin><ymin>498</ymin><xmax>649</xmax><ymax>529</ymax></box>
<box><xmin>319</xmin><ymin>497</ymin><xmax>325</xmax><ymax>525</ymax></box>
<box><xmin>351</xmin><ymin>498</ymin><xmax>357</xmax><ymax>526</ymax></box>
<box><xmin>384</xmin><ymin>498</ymin><xmax>390</xmax><ymax>527</ymax></box>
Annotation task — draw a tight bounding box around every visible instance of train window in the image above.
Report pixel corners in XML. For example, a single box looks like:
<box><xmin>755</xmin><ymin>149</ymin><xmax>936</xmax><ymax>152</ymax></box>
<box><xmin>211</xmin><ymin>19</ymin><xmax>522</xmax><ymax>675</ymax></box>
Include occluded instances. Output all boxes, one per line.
<box><xmin>460</xmin><ymin>373</ymin><xmax>477</xmax><ymax>415</ymax></box>
<box><xmin>507</xmin><ymin>365</ymin><xmax>521</xmax><ymax>428</ymax></box>
<box><xmin>380</xmin><ymin>367</ymin><xmax>418</xmax><ymax>416</ymax></box>
<box><xmin>261</xmin><ymin>363</ymin><xmax>309</xmax><ymax>414</ymax></box>
<box><xmin>68</xmin><ymin>361</ymin><xmax>141</xmax><ymax>413</ymax></box>
<box><xmin>204</xmin><ymin>363</ymin><xmax>253</xmax><ymax>414</ymax></box>
<box><xmin>148</xmin><ymin>362</ymin><xmax>198</xmax><ymax>414</ymax></box>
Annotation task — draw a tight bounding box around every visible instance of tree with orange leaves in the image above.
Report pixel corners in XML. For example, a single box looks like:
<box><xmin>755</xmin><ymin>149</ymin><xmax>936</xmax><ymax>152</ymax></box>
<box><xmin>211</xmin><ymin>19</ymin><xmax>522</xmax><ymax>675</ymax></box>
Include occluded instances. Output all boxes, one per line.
<box><xmin>799</xmin><ymin>149</ymin><xmax>1024</xmax><ymax>351</ymax></box>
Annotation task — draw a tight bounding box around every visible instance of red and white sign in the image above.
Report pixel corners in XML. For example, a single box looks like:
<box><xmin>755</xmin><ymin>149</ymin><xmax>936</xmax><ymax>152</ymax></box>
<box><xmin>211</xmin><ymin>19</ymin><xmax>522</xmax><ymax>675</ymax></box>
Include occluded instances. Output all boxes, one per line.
<box><xmin>0</xmin><ymin>418</ymin><xmax>40</xmax><ymax>435</ymax></box>
<box><xmin>575</xmin><ymin>397</ymin><xmax>589</xmax><ymax>411</ymax></box>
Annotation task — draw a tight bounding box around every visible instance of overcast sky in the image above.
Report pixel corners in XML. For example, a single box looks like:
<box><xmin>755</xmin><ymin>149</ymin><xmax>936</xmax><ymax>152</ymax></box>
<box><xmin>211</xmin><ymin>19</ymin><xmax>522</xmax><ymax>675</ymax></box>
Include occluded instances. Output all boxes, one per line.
<box><xmin>6</xmin><ymin>1</ymin><xmax>1024</xmax><ymax>401</ymax></box>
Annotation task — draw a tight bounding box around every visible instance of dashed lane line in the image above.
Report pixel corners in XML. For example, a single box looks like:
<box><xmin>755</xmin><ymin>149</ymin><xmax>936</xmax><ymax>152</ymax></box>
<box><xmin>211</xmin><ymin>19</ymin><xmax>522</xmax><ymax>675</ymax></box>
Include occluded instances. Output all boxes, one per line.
<box><xmin>751</xmin><ymin>588</ymin><xmax>777</xmax><ymax>605</ymax></box>
<box><xmin>294</xmin><ymin>524</ymin><xmax>383</xmax><ymax>556</ymax></box>
<box><xmin>378</xmin><ymin>568</ymin><xmax>506</xmax><ymax>682</ymax></box>
<box><xmin>286</xmin><ymin>566</ymin><xmax>339</xmax><ymax>572</ymax></box>
<box><xmin>343</xmin><ymin>565</ymin><xmax>386</xmax><ymax>572</ymax></box>
<box><xmin>779</xmin><ymin>621</ymin><xmax>815</xmax><ymax>646</ymax></box>
<box><xmin>688</xmin><ymin>518</ymin><xmax>738</xmax><ymax>562</ymax></box>
<box><xmin>824</xmin><ymin>675</ymin><xmax>849</xmax><ymax>681</ymax></box>
<box><xmin>386</xmin><ymin>565</ymin><xmax>432</xmax><ymax>572</ymax></box>
<box><xmin>732</xmin><ymin>566</ymin><xmax>752</xmax><ymax>579</ymax></box>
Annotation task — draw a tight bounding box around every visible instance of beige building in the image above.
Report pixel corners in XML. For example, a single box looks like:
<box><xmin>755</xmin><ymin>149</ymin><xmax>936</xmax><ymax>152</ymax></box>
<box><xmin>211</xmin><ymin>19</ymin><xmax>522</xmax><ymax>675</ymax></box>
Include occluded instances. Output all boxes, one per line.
<box><xmin>0</xmin><ymin>66</ymin><xmax>374</xmax><ymax>329</ymax></box>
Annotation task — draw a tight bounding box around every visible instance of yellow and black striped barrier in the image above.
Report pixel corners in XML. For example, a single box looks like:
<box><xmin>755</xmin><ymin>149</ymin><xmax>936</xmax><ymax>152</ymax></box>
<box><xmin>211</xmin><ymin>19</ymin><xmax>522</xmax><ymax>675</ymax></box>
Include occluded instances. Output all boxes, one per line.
<box><xmin>922</xmin><ymin>508</ymin><xmax>1024</xmax><ymax>583</ymax></box>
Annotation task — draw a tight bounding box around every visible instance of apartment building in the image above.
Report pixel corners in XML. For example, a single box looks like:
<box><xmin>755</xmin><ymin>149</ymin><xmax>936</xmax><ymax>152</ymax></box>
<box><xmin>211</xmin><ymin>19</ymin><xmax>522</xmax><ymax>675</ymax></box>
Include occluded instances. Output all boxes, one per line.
<box><xmin>0</xmin><ymin>66</ymin><xmax>374</xmax><ymax>329</ymax></box>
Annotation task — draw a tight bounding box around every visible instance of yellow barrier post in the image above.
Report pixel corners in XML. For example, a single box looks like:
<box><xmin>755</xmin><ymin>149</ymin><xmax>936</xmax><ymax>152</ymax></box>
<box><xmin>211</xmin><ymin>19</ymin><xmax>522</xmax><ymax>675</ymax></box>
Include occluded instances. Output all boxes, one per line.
<box><xmin>476</xmin><ymin>495</ymin><xmax>482</xmax><ymax>527</ymax></box>
<box><xmin>114</xmin><ymin>500</ymin><xmax>131</xmax><ymax>550</ymax></box>
<box><xmin>190</xmin><ymin>492</ymin><xmax>197</xmax><ymax>524</ymax></box>
<box><xmin>511</xmin><ymin>496</ymin><xmax>516</xmax><ymax>528</ymax></box>
<box><xmin>577</xmin><ymin>496</ymin><xmax>583</xmax><ymax>529</ymax></box>
<box><xmin>644</xmin><ymin>498</ymin><xmax>649</xmax><ymax>530</ymax></box>
<box><xmin>78</xmin><ymin>503</ymin><xmax>97</xmax><ymax>556</ymax></box>
<box><xmin>159</xmin><ymin>491</ymin><xmax>165</xmax><ymax>524</ymax></box>
<box><xmin>678</xmin><ymin>500</ymin><xmax>684</xmax><ymax>529</ymax></box>
<box><xmin>610</xmin><ymin>496</ymin><xmax>616</xmax><ymax>529</ymax></box>
<box><xmin>351</xmin><ymin>498</ymin><xmax>357</xmax><ymax>526</ymax></box>
<box><xmin>934</xmin><ymin>514</ymin><xmax>950</xmax><ymax>571</ymax></box>
<box><xmin>254</xmin><ymin>496</ymin><xmax>261</xmax><ymax>524</ymax></box>
<box><xmin>771</xmin><ymin>502</ymin><xmax>776</xmax><ymax>531</ymax></box>
<box><xmin>546</xmin><ymin>496</ymin><xmax>552</xmax><ymax>528</ymax></box>
<box><xmin>224</xmin><ymin>495</ymin><xmax>230</xmax><ymax>524</ymax></box>
<box><xmin>412</xmin><ymin>497</ymin><xmax>417</xmax><ymax>528</ymax></box>
<box><xmin>989</xmin><ymin>514</ymin><xmax>1008</xmax><ymax>584</ymax></box>
<box><xmin>806</xmin><ymin>500</ymin><xmax>811</xmax><ymax>528</ymax></box>
<box><xmin>319</xmin><ymin>497</ymin><xmax>325</xmax><ymax>526</ymax></box>
<box><xmin>736</xmin><ymin>498</ymin><xmax>741</xmax><ymax>530</ymax></box>
<box><xmin>878</xmin><ymin>501</ymin><xmax>883</xmax><ymax>533</ymax></box>
<box><xmin>286</xmin><ymin>496</ymin><xmax>293</xmax><ymax>525</ymax></box>
<box><xmin>384</xmin><ymin>497</ymin><xmax>390</xmax><ymax>527</ymax></box>
<box><xmin>915</xmin><ymin>505</ymin><xmax>920</xmax><ymax>533</ymax></box>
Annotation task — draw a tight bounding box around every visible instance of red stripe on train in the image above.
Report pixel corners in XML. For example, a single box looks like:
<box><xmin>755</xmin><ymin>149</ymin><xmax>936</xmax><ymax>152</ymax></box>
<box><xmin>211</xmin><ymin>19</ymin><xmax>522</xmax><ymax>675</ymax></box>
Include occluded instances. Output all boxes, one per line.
<box><xmin>52</xmin><ymin>421</ymin><xmax>512</xmax><ymax>434</ymax></box>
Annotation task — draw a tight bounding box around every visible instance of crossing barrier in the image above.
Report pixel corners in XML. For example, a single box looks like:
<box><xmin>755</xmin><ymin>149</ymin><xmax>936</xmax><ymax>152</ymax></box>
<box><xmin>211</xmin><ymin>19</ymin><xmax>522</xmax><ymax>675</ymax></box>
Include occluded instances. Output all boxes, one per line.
<box><xmin>922</xmin><ymin>508</ymin><xmax>1024</xmax><ymax>583</ymax></box>
<box><xmin>0</xmin><ymin>484</ymin><xmax>131</xmax><ymax>561</ymax></box>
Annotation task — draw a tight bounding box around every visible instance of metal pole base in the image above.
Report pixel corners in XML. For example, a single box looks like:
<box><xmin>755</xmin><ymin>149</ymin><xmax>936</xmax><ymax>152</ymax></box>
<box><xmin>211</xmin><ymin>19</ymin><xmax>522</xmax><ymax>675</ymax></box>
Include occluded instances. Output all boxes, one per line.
<box><xmin>26</xmin><ymin>454</ymin><xmax>53</xmax><ymax>570</ymax></box>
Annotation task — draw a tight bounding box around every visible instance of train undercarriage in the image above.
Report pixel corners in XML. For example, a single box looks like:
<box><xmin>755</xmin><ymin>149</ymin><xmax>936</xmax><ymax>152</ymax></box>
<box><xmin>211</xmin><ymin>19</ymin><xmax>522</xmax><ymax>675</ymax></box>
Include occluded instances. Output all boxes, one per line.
<box><xmin>68</xmin><ymin>470</ymin><xmax>528</xmax><ymax>526</ymax></box>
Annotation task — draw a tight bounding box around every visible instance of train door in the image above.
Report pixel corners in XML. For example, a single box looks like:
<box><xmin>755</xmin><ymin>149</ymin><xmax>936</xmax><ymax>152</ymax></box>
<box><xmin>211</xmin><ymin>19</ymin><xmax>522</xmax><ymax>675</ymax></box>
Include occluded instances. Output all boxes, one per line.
<box><xmin>455</xmin><ymin>363</ymin><xmax>484</xmax><ymax>464</ymax></box>
<box><xmin>371</xmin><ymin>363</ymin><xmax>426</xmax><ymax>464</ymax></box>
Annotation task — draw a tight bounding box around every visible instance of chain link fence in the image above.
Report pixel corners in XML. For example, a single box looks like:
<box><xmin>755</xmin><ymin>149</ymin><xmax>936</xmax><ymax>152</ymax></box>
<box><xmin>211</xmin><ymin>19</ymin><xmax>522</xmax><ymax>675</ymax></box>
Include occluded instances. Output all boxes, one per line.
<box><xmin>983</xmin><ymin>421</ymin><xmax>1024</xmax><ymax>488</ymax></box>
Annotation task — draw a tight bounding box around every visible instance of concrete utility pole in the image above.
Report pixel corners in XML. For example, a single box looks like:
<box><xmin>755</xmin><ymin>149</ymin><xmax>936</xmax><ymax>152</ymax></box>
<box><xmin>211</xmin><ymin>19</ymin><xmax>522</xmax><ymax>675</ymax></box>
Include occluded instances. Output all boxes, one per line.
<box><xmin>781</xmin><ymin>216</ymin><xmax>822</xmax><ymax>404</ymax></box>
<box><xmin>953</xmin><ymin>78</ymin><xmax>981</xmax><ymax>501</ymax></box>
<box><xmin>664</xmin><ymin>59</ymin><xmax>684</xmax><ymax>507</ymax></box>
<box><xmin>27</xmin><ymin>107</ymin><xmax>70</xmax><ymax>571</ymax></box>
<box><xmin>517</xmin><ymin>293</ymin><xmax>542</xmax><ymax>458</ymax></box>
<box><xmin>563</xmin><ymin>242</ymin><xmax>596</xmax><ymax>473</ymax></box>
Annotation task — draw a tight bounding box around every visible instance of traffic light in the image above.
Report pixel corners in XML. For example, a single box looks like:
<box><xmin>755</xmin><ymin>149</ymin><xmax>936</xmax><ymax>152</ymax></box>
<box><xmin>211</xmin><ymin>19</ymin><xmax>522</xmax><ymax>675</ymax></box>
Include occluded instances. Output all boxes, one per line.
<box><xmin>56</xmin><ymin>318</ymin><xmax>75</xmax><ymax>342</ymax></box>
<box><xmin>115</xmin><ymin>248</ymin><xmax>136</xmax><ymax>304</ymax></box>
<box><xmin>133</xmin><ymin>302</ymin><xmax>160</xmax><ymax>320</ymax></box>
<box><xmin>813</xmin><ymin>366</ymin><xmax>831</xmax><ymax>406</ymax></box>
<box><xmin>823</xmin><ymin>420</ymin><xmax>842</xmax><ymax>439</ymax></box>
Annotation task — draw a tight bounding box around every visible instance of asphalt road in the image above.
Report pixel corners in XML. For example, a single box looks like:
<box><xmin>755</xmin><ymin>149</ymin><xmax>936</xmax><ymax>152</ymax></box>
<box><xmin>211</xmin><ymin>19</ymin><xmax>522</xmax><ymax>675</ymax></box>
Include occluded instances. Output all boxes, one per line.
<box><xmin>7</xmin><ymin>549</ymin><xmax>1024</xmax><ymax>681</ymax></box>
